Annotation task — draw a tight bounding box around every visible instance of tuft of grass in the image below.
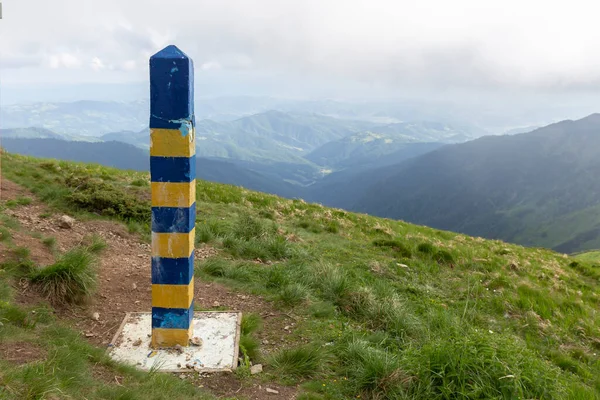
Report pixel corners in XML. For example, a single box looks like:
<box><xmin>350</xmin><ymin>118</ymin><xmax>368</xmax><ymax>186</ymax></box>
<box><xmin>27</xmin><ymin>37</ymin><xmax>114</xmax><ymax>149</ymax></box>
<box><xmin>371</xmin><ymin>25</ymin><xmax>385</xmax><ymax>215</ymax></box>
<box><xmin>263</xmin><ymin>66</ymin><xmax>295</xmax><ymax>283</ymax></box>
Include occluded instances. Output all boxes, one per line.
<box><xmin>126</xmin><ymin>220</ymin><xmax>148</xmax><ymax>235</ymax></box>
<box><xmin>417</xmin><ymin>242</ymin><xmax>436</xmax><ymax>254</ymax></box>
<box><xmin>270</xmin><ymin>345</ymin><xmax>324</xmax><ymax>379</ymax></box>
<box><xmin>42</xmin><ymin>236</ymin><xmax>56</xmax><ymax>250</ymax></box>
<box><xmin>311</xmin><ymin>263</ymin><xmax>350</xmax><ymax>306</ymax></box>
<box><xmin>265</xmin><ymin>265</ymin><xmax>289</xmax><ymax>289</ymax></box>
<box><xmin>324</xmin><ymin>221</ymin><xmax>340</xmax><ymax>234</ymax></box>
<box><xmin>196</xmin><ymin>224</ymin><xmax>215</xmax><ymax>244</ymax></box>
<box><xmin>309</xmin><ymin>301</ymin><xmax>337</xmax><ymax>319</ymax></box>
<box><xmin>0</xmin><ymin>303</ymin><xmax>38</xmax><ymax>329</ymax></box>
<box><xmin>199</xmin><ymin>258</ymin><xmax>231</xmax><ymax>277</ymax></box>
<box><xmin>12</xmin><ymin>247</ymin><xmax>31</xmax><ymax>262</ymax></box>
<box><xmin>239</xmin><ymin>334</ymin><xmax>261</xmax><ymax>362</ymax></box>
<box><xmin>297</xmin><ymin>219</ymin><xmax>323</xmax><ymax>234</ymax></box>
<box><xmin>0</xmin><ymin>214</ymin><xmax>21</xmax><ymax>230</ymax></box>
<box><xmin>29</xmin><ymin>247</ymin><xmax>97</xmax><ymax>304</ymax></box>
<box><xmin>233</xmin><ymin>214</ymin><xmax>274</xmax><ymax>241</ymax></box>
<box><xmin>435</xmin><ymin>249</ymin><xmax>455</xmax><ymax>265</ymax></box>
<box><xmin>338</xmin><ymin>339</ymin><xmax>407</xmax><ymax>399</ymax></box>
<box><xmin>83</xmin><ymin>234</ymin><xmax>107</xmax><ymax>254</ymax></box>
<box><xmin>5</xmin><ymin>197</ymin><xmax>33</xmax><ymax>208</ymax></box>
<box><xmin>278</xmin><ymin>283</ymin><xmax>309</xmax><ymax>307</ymax></box>
<box><xmin>259</xmin><ymin>209</ymin><xmax>275</xmax><ymax>220</ymax></box>
<box><xmin>241</xmin><ymin>312</ymin><xmax>263</xmax><ymax>336</ymax></box>
<box><xmin>130</xmin><ymin>178</ymin><xmax>148</xmax><ymax>187</ymax></box>
<box><xmin>373</xmin><ymin>239</ymin><xmax>412</xmax><ymax>258</ymax></box>
<box><xmin>0</xmin><ymin>226</ymin><xmax>12</xmax><ymax>243</ymax></box>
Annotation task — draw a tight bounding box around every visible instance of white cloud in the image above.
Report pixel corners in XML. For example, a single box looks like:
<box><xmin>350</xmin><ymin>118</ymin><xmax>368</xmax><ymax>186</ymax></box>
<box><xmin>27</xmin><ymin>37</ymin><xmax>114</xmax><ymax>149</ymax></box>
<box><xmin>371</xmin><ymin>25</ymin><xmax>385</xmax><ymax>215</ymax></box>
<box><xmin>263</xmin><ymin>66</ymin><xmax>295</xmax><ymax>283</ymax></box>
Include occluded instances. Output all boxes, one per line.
<box><xmin>2</xmin><ymin>0</ymin><xmax>600</xmax><ymax>93</ymax></box>
<box><xmin>121</xmin><ymin>60</ymin><xmax>137</xmax><ymax>71</ymax></box>
<box><xmin>200</xmin><ymin>61</ymin><xmax>222</xmax><ymax>71</ymax></box>
<box><xmin>90</xmin><ymin>57</ymin><xmax>106</xmax><ymax>71</ymax></box>
<box><xmin>47</xmin><ymin>52</ymin><xmax>83</xmax><ymax>69</ymax></box>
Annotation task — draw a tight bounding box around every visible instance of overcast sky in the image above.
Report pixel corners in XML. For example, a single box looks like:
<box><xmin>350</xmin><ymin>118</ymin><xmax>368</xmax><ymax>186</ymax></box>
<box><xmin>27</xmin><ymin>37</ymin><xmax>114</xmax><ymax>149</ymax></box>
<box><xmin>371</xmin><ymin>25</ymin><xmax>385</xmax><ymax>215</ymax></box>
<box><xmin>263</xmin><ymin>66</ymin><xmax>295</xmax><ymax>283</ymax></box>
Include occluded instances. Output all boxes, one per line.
<box><xmin>2</xmin><ymin>0</ymin><xmax>600</xmax><ymax>104</ymax></box>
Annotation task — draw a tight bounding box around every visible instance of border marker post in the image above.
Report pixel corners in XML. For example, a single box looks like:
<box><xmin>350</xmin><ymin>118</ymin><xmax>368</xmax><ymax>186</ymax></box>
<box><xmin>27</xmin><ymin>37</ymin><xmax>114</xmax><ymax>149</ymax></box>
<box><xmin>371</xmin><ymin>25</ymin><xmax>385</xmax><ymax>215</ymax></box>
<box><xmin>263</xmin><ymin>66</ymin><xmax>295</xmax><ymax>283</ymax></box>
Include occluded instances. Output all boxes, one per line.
<box><xmin>149</xmin><ymin>45</ymin><xmax>196</xmax><ymax>348</ymax></box>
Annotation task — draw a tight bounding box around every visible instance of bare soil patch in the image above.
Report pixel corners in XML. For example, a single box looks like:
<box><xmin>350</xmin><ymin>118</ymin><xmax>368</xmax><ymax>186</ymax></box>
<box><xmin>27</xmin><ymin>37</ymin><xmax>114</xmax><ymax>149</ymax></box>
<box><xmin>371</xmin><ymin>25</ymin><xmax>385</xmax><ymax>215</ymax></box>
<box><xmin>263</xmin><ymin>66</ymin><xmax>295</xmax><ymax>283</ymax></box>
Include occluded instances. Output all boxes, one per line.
<box><xmin>188</xmin><ymin>372</ymin><xmax>298</xmax><ymax>400</ymax></box>
<box><xmin>0</xmin><ymin>341</ymin><xmax>46</xmax><ymax>365</ymax></box>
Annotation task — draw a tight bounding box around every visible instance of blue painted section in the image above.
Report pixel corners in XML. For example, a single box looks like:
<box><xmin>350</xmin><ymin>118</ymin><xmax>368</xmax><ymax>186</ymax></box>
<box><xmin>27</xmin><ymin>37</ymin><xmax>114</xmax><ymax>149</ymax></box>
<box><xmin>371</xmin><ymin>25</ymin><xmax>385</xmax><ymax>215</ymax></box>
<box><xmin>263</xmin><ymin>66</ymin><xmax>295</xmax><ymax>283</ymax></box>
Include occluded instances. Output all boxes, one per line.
<box><xmin>150</xmin><ymin>45</ymin><xmax>195</xmax><ymax>130</ymax></box>
<box><xmin>152</xmin><ymin>254</ymin><xmax>194</xmax><ymax>285</ymax></box>
<box><xmin>152</xmin><ymin>302</ymin><xmax>194</xmax><ymax>329</ymax></box>
<box><xmin>151</xmin><ymin>202</ymin><xmax>196</xmax><ymax>233</ymax></box>
<box><xmin>150</xmin><ymin>156</ymin><xmax>196</xmax><ymax>182</ymax></box>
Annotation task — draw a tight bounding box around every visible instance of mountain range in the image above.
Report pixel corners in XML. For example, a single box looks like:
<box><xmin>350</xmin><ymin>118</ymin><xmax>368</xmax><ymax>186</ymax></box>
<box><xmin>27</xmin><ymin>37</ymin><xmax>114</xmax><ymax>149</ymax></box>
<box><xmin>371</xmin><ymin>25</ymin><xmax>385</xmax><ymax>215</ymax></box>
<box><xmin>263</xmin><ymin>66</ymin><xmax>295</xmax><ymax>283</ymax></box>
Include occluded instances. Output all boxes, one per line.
<box><xmin>4</xmin><ymin>99</ymin><xmax>600</xmax><ymax>254</ymax></box>
<box><xmin>349</xmin><ymin>114</ymin><xmax>600</xmax><ymax>253</ymax></box>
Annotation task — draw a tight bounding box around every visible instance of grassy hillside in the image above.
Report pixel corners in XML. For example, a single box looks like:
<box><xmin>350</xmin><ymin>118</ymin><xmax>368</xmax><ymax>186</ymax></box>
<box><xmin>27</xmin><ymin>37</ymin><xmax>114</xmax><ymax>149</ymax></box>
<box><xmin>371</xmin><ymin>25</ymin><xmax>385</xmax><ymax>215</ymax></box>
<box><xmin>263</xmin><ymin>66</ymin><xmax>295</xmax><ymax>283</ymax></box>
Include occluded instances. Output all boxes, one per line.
<box><xmin>0</xmin><ymin>151</ymin><xmax>599</xmax><ymax>399</ymax></box>
<box><xmin>0</xmin><ymin>138</ymin><xmax>299</xmax><ymax>198</ymax></box>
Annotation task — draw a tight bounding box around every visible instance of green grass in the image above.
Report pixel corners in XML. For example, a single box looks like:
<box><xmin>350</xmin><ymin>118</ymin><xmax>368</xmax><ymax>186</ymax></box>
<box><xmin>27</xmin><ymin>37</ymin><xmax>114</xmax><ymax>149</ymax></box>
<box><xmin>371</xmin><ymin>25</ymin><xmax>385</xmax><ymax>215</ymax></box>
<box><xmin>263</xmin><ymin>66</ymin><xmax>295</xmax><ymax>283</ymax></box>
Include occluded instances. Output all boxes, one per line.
<box><xmin>41</xmin><ymin>236</ymin><xmax>56</xmax><ymax>250</ymax></box>
<box><xmin>5</xmin><ymin>197</ymin><xmax>33</xmax><ymax>208</ymax></box>
<box><xmin>83</xmin><ymin>234</ymin><xmax>107</xmax><ymax>254</ymax></box>
<box><xmin>270</xmin><ymin>345</ymin><xmax>325</xmax><ymax>379</ymax></box>
<box><xmin>29</xmin><ymin>247</ymin><xmax>98</xmax><ymax>304</ymax></box>
<box><xmin>1</xmin><ymin>152</ymin><xmax>600</xmax><ymax>399</ymax></box>
<box><xmin>574</xmin><ymin>250</ymin><xmax>600</xmax><ymax>263</ymax></box>
<box><xmin>0</xmin><ymin>226</ymin><xmax>12</xmax><ymax>243</ymax></box>
<box><xmin>240</xmin><ymin>313</ymin><xmax>262</xmax><ymax>362</ymax></box>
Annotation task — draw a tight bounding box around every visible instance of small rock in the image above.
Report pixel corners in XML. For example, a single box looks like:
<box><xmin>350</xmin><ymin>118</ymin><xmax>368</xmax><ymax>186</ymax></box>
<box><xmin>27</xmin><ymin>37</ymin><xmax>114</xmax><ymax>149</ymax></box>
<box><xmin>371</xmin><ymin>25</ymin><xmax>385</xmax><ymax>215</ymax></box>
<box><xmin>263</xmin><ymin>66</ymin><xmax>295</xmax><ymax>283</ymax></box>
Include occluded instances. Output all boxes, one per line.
<box><xmin>284</xmin><ymin>326</ymin><xmax>290</xmax><ymax>330</ymax></box>
<box><xmin>58</xmin><ymin>215</ymin><xmax>75</xmax><ymax>229</ymax></box>
<box><xmin>250</xmin><ymin>364</ymin><xmax>263</xmax><ymax>375</ymax></box>
<box><xmin>212</xmin><ymin>301</ymin><xmax>220</xmax><ymax>307</ymax></box>
<box><xmin>190</xmin><ymin>337</ymin><xmax>203</xmax><ymax>347</ymax></box>
<box><xmin>91</xmin><ymin>312</ymin><xmax>100</xmax><ymax>321</ymax></box>
<box><xmin>133</xmin><ymin>338</ymin><xmax>142</xmax><ymax>346</ymax></box>
<box><xmin>266</xmin><ymin>388</ymin><xmax>279</xmax><ymax>394</ymax></box>
<box><xmin>132</xmin><ymin>283</ymin><xmax>137</xmax><ymax>290</ymax></box>
<box><xmin>174</xmin><ymin>344</ymin><xmax>184</xmax><ymax>354</ymax></box>
<box><xmin>85</xmin><ymin>333</ymin><xmax>95</xmax><ymax>338</ymax></box>
<box><xmin>262</xmin><ymin>339</ymin><xmax>269</xmax><ymax>345</ymax></box>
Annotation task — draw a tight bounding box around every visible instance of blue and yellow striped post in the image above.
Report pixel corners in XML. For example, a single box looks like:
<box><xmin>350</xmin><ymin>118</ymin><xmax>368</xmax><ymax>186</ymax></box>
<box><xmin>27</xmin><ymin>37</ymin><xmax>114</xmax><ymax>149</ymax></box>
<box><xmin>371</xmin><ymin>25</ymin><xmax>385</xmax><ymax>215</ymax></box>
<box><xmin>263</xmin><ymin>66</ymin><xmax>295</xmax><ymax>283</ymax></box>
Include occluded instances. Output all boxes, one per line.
<box><xmin>149</xmin><ymin>45</ymin><xmax>196</xmax><ymax>348</ymax></box>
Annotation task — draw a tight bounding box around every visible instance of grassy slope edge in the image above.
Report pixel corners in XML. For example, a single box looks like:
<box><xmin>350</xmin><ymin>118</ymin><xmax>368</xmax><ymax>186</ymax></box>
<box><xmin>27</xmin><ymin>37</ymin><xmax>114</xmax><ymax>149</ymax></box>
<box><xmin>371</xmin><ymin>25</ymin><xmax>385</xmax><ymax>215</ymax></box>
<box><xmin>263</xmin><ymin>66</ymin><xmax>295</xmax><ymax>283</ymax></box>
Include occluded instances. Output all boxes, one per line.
<box><xmin>1</xmin><ymin>151</ymin><xmax>599</xmax><ymax>399</ymax></box>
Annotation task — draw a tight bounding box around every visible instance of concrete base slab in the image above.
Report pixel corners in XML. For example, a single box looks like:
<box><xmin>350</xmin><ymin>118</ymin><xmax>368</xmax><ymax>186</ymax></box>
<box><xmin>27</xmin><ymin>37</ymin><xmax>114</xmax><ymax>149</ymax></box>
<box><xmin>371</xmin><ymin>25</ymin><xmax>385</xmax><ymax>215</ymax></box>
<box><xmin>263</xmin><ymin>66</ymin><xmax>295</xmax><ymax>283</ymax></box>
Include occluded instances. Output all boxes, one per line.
<box><xmin>108</xmin><ymin>311</ymin><xmax>241</xmax><ymax>372</ymax></box>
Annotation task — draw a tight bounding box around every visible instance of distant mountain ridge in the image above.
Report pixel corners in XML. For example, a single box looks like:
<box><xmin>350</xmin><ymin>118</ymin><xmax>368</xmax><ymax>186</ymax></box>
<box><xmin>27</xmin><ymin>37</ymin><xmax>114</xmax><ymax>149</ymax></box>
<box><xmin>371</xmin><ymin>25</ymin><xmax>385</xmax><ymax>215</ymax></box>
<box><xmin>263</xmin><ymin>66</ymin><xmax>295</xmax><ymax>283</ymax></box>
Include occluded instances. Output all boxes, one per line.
<box><xmin>351</xmin><ymin>113</ymin><xmax>600</xmax><ymax>253</ymax></box>
<box><xmin>305</xmin><ymin>120</ymin><xmax>471</xmax><ymax>169</ymax></box>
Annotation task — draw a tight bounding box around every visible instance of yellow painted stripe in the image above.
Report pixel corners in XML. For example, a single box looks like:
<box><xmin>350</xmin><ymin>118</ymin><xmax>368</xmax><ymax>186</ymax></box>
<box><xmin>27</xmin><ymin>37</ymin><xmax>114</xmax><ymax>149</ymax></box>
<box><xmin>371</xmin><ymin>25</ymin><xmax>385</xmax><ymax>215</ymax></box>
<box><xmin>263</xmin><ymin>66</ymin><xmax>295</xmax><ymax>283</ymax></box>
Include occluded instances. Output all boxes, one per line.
<box><xmin>150</xmin><ymin>128</ymin><xmax>196</xmax><ymax>157</ymax></box>
<box><xmin>151</xmin><ymin>229</ymin><xmax>195</xmax><ymax>258</ymax></box>
<box><xmin>151</xmin><ymin>326</ymin><xmax>193</xmax><ymax>348</ymax></box>
<box><xmin>152</xmin><ymin>282</ymin><xmax>194</xmax><ymax>309</ymax></box>
<box><xmin>151</xmin><ymin>181</ymin><xmax>196</xmax><ymax>207</ymax></box>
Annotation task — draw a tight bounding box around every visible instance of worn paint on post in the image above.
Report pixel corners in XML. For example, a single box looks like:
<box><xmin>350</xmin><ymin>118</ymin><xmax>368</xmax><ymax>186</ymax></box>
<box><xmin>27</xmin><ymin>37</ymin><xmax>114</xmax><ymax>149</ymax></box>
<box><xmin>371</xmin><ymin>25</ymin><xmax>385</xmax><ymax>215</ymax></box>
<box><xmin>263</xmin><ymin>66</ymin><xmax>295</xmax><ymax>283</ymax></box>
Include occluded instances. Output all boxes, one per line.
<box><xmin>149</xmin><ymin>45</ymin><xmax>196</xmax><ymax>348</ymax></box>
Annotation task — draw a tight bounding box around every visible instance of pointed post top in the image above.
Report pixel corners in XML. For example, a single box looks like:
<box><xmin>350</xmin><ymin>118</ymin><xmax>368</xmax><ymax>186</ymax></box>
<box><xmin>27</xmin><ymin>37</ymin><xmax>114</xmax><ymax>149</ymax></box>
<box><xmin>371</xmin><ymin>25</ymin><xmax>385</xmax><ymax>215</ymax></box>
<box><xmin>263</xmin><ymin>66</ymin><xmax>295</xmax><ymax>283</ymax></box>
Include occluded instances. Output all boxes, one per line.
<box><xmin>151</xmin><ymin>45</ymin><xmax>190</xmax><ymax>60</ymax></box>
<box><xmin>149</xmin><ymin>44</ymin><xmax>194</xmax><ymax>130</ymax></box>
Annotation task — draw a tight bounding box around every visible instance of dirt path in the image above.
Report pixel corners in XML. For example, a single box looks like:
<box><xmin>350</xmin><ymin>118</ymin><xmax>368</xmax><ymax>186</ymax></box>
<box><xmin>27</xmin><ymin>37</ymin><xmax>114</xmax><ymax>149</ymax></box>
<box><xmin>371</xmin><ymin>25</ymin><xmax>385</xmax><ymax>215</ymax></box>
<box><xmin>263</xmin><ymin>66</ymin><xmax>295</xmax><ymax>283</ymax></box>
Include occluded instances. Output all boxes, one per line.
<box><xmin>0</xmin><ymin>177</ymin><xmax>299</xmax><ymax>399</ymax></box>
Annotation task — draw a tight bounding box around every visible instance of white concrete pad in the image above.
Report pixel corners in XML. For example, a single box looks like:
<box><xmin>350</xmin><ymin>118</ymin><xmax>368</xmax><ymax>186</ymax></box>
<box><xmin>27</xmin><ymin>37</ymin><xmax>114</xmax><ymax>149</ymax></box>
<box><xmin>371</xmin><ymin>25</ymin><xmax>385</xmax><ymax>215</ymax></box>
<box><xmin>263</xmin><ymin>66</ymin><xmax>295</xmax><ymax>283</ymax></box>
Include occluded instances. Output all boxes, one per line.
<box><xmin>108</xmin><ymin>312</ymin><xmax>241</xmax><ymax>372</ymax></box>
